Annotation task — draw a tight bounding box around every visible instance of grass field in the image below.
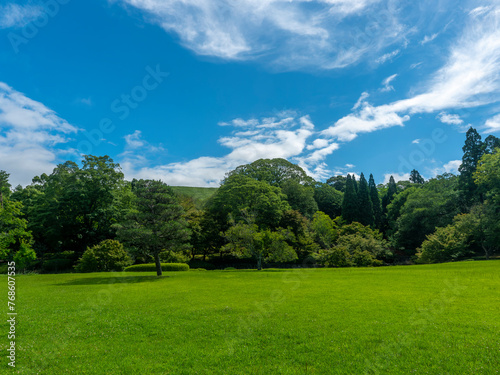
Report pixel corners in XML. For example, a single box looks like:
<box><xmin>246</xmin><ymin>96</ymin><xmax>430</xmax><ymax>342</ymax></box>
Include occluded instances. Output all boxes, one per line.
<box><xmin>2</xmin><ymin>261</ymin><xmax>500</xmax><ymax>374</ymax></box>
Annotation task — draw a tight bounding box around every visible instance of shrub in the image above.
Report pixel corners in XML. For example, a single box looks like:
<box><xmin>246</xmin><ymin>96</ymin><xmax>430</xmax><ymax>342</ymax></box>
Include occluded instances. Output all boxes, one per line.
<box><xmin>351</xmin><ymin>250</ymin><xmax>375</xmax><ymax>267</ymax></box>
<box><xmin>0</xmin><ymin>264</ymin><xmax>8</xmax><ymax>274</ymax></box>
<box><xmin>124</xmin><ymin>263</ymin><xmax>189</xmax><ymax>272</ymax></box>
<box><xmin>75</xmin><ymin>240</ymin><xmax>133</xmax><ymax>273</ymax></box>
<box><xmin>417</xmin><ymin>214</ymin><xmax>475</xmax><ymax>263</ymax></box>
<box><xmin>42</xmin><ymin>258</ymin><xmax>75</xmax><ymax>272</ymax></box>
<box><xmin>159</xmin><ymin>249</ymin><xmax>190</xmax><ymax>263</ymax></box>
<box><xmin>317</xmin><ymin>232</ymin><xmax>390</xmax><ymax>267</ymax></box>
<box><xmin>224</xmin><ymin>267</ymin><xmax>236</xmax><ymax>271</ymax></box>
<box><xmin>41</xmin><ymin>251</ymin><xmax>77</xmax><ymax>273</ymax></box>
<box><xmin>188</xmin><ymin>259</ymin><xmax>216</xmax><ymax>270</ymax></box>
<box><xmin>318</xmin><ymin>247</ymin><xmax>352</xmax><ymax>267</ymax></box>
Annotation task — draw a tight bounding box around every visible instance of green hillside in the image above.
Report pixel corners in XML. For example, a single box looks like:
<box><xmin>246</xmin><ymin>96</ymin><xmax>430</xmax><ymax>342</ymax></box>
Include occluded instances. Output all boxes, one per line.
<box><xmin>170</xmin><ymin>186</ymin><xmax>218</xmax><ymax>203</ymax></box>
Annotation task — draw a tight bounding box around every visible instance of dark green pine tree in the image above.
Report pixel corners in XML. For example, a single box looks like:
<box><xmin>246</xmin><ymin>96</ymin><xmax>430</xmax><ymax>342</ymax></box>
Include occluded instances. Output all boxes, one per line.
<box><xmin>356</xmin><ymin>173</ymin><xmax>374</xmax><ymax>226</ymax></box>
<box><xmin>342</xmin><ymin>174</ymin><xmax>358</xmax><ymax>223</ymax></box>
<box><xmin>369</xmin><ymin>174</ymin><xmax>382</xmax><ymax>228</ymax></box>
<box><xmin>381</xmin><ymin>175</ymin><xmax>398</xmax><ymax>234</ymax></box>
<box><xmin>458</xmin><ymin>127</ymin><xmax>484</xmax><ymax>207</ymax></box>
<box><xmin>409</xmin><ymin>169</ymin><xmax>425</xmax><ymax>184</ymax></box>
<box><xmin>352</xmin><ymin>174</ymin><xmax>358</xmax><ymax>193</ymax></box>
<box><xmin>382</xmin><ymin>176</ymin><xmax>397</xmax><ymax>213</ymax></box>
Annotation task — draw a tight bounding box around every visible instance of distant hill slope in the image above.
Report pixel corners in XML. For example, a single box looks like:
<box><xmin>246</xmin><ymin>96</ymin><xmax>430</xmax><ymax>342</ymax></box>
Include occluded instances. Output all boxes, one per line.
<box><xmin>170</xmin><ymin>186</ymin><xmax>218</xmax><ymax>205</ymax></box>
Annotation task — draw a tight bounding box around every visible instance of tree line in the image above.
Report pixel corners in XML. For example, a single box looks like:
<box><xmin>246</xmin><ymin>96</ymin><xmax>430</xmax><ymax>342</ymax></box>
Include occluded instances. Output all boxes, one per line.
<box><xmin>0</xmin><ymin>128</ymin><xmax>498</xmax><ymax>275</ymax></box>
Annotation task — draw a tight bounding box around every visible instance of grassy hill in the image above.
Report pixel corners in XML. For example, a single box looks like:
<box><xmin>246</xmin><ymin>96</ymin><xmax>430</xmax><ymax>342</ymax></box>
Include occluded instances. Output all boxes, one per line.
<box><xmin>170</xmin><ymin>186</ymin><xmax>218</xmax><ymax>205</ymax></box>
<box><xmin>9</xmin><ymin>260</ymin><xmax>500</xmax><ymax>374</ymax></box>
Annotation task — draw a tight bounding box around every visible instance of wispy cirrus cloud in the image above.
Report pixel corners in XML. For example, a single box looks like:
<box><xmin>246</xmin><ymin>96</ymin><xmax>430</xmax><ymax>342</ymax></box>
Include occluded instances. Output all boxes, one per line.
<box><xmin>0</xmin><ymin>3</ymin><xmax>43</xmax><ymax>29</ymax></box>
<box><xmin>420</xmin><ymin>33</ymin><xmax>439</xmax><ymax>45</ymax></box>
<box><xmin>0</xmin><ymin>82</ymin><xmax>78</xmax><ymax>186</ymax></box>
<box><xmin>115</xmin><ymin>0</ymin><xmax>417</xmax><ymax>70</ymax></box>
<box><xmin>322</xmin><ymin>5</ymin><xmax>500</xmax><ymax>142</ymax></box>
<box><xmin>375</xmin><ymin>49</ymin><xmax>400</xmax><ymax>65</ymax></box>
<box><xmin>380</xmin><ymin>74</ymin><xmax>398</xmax><ymax>92</ymax></box>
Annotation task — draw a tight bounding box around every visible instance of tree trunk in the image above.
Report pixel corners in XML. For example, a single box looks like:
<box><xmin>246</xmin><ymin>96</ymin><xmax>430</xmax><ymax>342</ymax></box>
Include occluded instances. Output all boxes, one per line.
<box><xmin>257</xmin><ymin>255</ymin><xmax>262</xmax><ymax>271</ymax></box>
<box><xmin>154</xmin><ymin>253</ymin><xmax>163</xmax><ymax>276</ymax></box>
<box><xmin>482</xmin><ymin>244</ymin><xmax>490</xmax><ymax>260</ymax></box>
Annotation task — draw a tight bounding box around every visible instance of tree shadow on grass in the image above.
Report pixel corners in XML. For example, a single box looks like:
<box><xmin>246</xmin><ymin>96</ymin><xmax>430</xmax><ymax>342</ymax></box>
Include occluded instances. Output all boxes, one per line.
<box><xmin>56</xmin><ymin>275</ymin><xmax>168</xmax><ymax>286</ymax></box>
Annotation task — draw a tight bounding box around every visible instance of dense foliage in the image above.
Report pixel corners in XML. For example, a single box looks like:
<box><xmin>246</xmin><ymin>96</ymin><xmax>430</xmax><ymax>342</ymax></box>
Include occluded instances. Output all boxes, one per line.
<box><xmin>75</xmin><ymin>239</ymin><xmax>133</xmax><ymax>272</ymax></box>
<box><xmin>1</xmin><ymin>128</ymin><xmax>498</xmax><ymax>272</ymax></box>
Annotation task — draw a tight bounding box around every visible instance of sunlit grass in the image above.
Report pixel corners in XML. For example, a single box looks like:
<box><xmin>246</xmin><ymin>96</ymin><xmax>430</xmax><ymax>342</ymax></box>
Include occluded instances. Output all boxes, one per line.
<box><xmin>2</xmin><ymin>261</ymin><xmax>499</xmax><ymax>374</ymax></box>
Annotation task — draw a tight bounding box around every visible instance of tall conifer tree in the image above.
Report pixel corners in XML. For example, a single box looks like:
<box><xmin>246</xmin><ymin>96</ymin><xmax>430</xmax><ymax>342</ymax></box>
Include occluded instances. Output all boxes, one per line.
<box><xmin>458</xmin><ymin>127</ymin><xmax>483</xmax><ymax>207</ymax></box>
<box><xmin>409</xmin><ymin>169</ymin><xmax>425</xmax><ymax>184</ymax></box>
<box><xmin>369</xmin><ymin>174</ymin><xmax>382</xmax><ymax>228</ymax></box>
<box><xmin>357</xmin><ymin>173</ymin><xmax>374</xmax><ymax>226</ymax></box>
<box><xmin>381</xmin><ymin>175</ymin><xmax>398</xmax><ymax>234</ymax></box>
<box><xmin>342</xmin><ymin>174</ymin><xmax>358</xmax><ymax>223</ymax></box>
<box><xmin>382</xmin><ymin>175</ymin><xmax>398</xmax><ymax>212</ymax></box>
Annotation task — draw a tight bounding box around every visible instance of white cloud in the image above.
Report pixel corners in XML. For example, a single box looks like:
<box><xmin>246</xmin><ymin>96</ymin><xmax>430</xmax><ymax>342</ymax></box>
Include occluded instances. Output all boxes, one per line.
<box><xmin>437</xmin><ymin>112</ymin><xmax>463</xmax><ymax>125</ymax></box>
<box><xmin>420</xmin><ymin>33</ymin><xmax>439</xmax><ymax>45</ymax></box>
<box><xmin>322</xmin><ymin>6</ymin><xmax>500</xmax><ymax>142</ymax></box>
<box><xmin>124</xmin><ymin>130</ymin><xmax>145</xmax><ymax>149</ymax></box>
<box><xmin>443</xmin><ymin>160</ymin><xmax>461</xmax><ymax>174</ymax></box>
<box><xmin>122</xmin><ymin>113</ymin><xmax>321</xmax><ymax>186</ymax></box>
<box><xmin>117</xmin><ymin>0</ymin><xmax>412</xmax><ymax>70</ymax></box>
<box><xmin>375</xmin><ymin>49</ymin><xmax>400</xmax><ymax>65</ymax></box>
<box><xmin>383</xmin><ymin>173</ymin><xmax>410</xmax><ymax>184</ymax></box>
<box><xmin>219</xmin><ymin>118</ymin><xmax>259</xmax><ymax>127</ymax></box>
<box><xmin>410</xmin><ymin>62</ymin><xmax>423</xmax><ymax>69</ymax></box>
<box><xmin>0</xmin><ymin>82</ymin><xmax>78</xmax><ymax>186</ymax></box>
<box><xmin>412</xmin><ymin>139</ymin><xmax>420</xmax><ymax>144</ymax></box>
<box><xmin>306</xmin><ymin>138</ymin><xmax>330</xmax><ymax>150</ymax></box>
<box><xmin>484</xmin><ymin>114</ymin><xmax>500</xmax><ymax>133</ymax></box>
<box><xmin>429</xmin><ymin>159</ymin><xmax>461</xmax><ymax>177</ymax></box>
<box><xmin>345</xmin><ymin>163</ymin><xmax>355</xmax><ymax>168</ymax></box>
<box><xmin>121</xmin><ymin>130</ymin><xmax>165</xmax><ymax>166</ymax></box>
<box><xmin>322</xmin><ymin>95</ymin><xmax>410</xmax><ymax>141</ymax></box>
<box><xmin>380</xmin><ymin>74</ymin><xmax>398</xmax><ymax>92</ymax></box>
<box><xmin>0</xmin><ymin>3</ymin><xmax>43</xmax><ymax>29</ymax></box>
<box><xmin>352</xmin><ymin>92</ymin><xmax>369</xmax><ymax>110</ymax></box>
<box><xmin>469</xmin><ymin>6</ymin><xmax>491</xmax><ymax>17</ymax></box>
<box><xmin>121</xmin><ymin>112</ymin><xmax>344</xmax><ymax>186</ymax></box>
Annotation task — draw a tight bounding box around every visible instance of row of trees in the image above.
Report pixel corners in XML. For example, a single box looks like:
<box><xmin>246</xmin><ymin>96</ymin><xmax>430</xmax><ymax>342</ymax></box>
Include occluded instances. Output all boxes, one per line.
<box><xmin>0</xmin><ymin>128</ymin><xmax>498</xmax><ymax>274</ymax></box>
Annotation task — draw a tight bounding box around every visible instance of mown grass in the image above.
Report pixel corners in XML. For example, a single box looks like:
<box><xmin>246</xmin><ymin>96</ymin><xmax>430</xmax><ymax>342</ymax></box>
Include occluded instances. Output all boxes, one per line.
<box><xmin>2</xmin><ymin>261</ymin><xmax>499</xmax><ymax>374</ymax></box>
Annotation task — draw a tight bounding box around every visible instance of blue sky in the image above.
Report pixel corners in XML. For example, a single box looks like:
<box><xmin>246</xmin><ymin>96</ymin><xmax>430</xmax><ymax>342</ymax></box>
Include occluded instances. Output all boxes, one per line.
<box><xmin>0</xmin><ymin>0</ymin><xmax>499</xmax><ymax>187</ymax></box>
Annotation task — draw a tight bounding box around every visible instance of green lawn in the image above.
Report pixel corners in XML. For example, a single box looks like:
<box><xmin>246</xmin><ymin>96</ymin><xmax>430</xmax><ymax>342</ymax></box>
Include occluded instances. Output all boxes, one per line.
<box><xmin>2</xmin><ymin>261</ymin><xmax>500</xmax><ymax>374</ymax></box>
